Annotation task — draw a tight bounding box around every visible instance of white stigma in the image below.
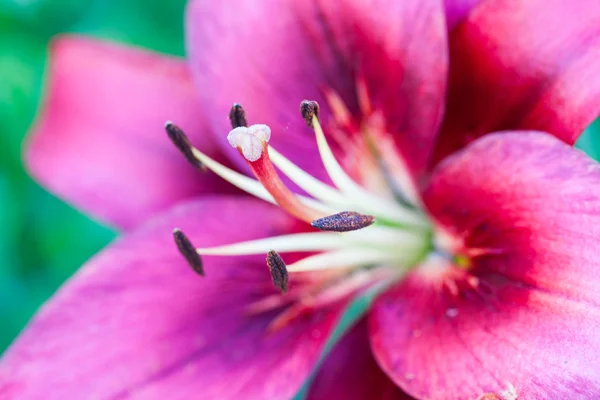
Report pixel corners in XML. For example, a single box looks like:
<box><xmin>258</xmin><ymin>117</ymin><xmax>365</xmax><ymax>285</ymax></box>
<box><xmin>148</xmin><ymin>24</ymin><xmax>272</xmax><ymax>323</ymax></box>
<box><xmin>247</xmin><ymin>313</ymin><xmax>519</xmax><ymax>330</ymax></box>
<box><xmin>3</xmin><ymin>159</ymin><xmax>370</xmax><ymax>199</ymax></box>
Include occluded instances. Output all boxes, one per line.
<box><xmin>227</xmin><ymin>124</ymin><xmax>271</xmax><ymax>162</ymax></box>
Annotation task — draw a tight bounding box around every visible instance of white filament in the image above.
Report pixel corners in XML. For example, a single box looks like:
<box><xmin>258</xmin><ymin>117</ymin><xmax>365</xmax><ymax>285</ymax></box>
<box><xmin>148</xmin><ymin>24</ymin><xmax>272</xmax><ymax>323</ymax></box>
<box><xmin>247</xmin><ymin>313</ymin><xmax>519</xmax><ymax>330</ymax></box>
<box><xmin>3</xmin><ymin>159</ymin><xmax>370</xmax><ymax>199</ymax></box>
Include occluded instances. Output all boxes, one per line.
<box><xmin>311</xmin><ymin>117</ymin><xmax>427</xmax><ymax>227</ymax></box>
<box><xmin>194</xmin><ymin>225</ymin><xmax>424</xmax><ymax>257</ymax></box>
<box><xmin>190</xmin><ymin>147</ymin><xmax>275</xmax><ymax>203</ymax></box>
<box><xmin>268</xmin><ymin>147</ymin><xmax>348</xmax><ymax>206</ymax></box>
<box><xmin>195</xmin><ymin>232</ymin><xmax>349</xmax><ymax>255</ymax></box>
<box><xmin>286</xmin><ymin>248</ymin><xmax>401</xmax><ymax>272</ymax></box>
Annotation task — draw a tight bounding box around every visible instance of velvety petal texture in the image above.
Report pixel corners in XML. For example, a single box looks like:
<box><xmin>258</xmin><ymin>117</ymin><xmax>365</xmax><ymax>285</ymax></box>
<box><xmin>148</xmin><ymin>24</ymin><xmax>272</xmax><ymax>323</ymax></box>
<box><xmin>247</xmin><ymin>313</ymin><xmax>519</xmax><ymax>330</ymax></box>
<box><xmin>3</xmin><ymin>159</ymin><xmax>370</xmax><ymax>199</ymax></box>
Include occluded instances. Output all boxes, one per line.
<box><xmin>186</xmin><ymin>0</ymin><xmax>448</xmax><ymax>179</ymax></box>
<box><xmin>26</xmin><ymin>36</ymin><xmax>239</xmax><ymax>230</ymax></box>
<box><xmin>443</xmin><ymin>0</ymin><xmax>484</xmax><ymax>29</ymax></box>
<box><xmin>435</xmin><ymin>0</ymin><xmax>600</xmax><ymax>162</ymax></box>
<box><xmin>371</xmin><ymin>132</ymin><xmax>600</xmax><ymax>399</ymax></box>
<box><xmin>307</xmin><ymin>319</ymin><xmax>412</xmax><ymax>400</ymax></box>
<box><xmin>0</xmin><ymin>197</ymin><xmax>348</xmax><ymax>400</ymax></box>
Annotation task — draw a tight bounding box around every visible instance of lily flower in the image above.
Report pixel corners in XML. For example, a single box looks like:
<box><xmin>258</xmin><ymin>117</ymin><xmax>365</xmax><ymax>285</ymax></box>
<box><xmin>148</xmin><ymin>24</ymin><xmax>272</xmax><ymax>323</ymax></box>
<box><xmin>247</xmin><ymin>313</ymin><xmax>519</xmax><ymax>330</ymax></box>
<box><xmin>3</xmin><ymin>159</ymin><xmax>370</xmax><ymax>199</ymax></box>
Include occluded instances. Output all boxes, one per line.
<box><xmin>2</xmin><ymin>0</ymin><xmax>600</xmax><ymax>399</ymax></box>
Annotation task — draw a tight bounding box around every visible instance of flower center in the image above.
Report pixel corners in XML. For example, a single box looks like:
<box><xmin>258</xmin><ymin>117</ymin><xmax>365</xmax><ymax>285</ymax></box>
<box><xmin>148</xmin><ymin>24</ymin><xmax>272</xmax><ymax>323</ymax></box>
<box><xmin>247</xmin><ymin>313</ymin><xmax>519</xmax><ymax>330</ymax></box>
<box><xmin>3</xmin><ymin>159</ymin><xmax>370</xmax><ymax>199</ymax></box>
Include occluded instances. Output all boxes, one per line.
<box><xmin>166</xmin><ymin>100</ymin><xmax>440</xmax><ymax>300</ymax></box>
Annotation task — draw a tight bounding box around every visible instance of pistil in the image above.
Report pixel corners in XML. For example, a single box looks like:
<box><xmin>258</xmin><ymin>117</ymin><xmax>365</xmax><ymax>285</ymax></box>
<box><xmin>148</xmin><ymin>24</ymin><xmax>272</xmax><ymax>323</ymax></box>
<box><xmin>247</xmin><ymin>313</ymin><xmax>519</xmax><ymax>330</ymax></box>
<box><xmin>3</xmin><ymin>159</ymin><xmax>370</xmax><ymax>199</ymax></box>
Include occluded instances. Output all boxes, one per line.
<box><xmin>228</xmin><ymin>124</ymin><xmax>325</xmax><ymax>223</ymax></box>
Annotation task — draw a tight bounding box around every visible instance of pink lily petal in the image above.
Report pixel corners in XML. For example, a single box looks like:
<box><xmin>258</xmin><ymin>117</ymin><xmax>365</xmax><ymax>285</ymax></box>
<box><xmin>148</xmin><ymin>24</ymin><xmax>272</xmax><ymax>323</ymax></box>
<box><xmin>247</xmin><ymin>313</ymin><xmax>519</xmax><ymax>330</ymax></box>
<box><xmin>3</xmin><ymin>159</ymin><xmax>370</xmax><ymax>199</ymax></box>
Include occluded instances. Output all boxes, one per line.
<box><xmin>26</xmin><ymin>35</ymin><xmax>239</xmax><ymax>230</ymax></box>
<box><xmin>185</xmin><ymin>0</ymin><xmax>448</xmax><ymax>180</ymax></box>
<box><xmin>0</xmin><ymin>196</ymin><xmax>348</xmax><ymax>399</ymax></box>
<box><xmin>370</xmin><ymin>132</ymin><xmax>600</xmax><ymax>399</ymax></box>
<box><xmin>434</xmin><ymin>0</ymin><xmax>600</xmax><ymax>163</ymax></box>
<box><xmin>443</xmin><ymin>0</ymin><xmax>484</xmax><ymax>29</ymax></box>
<box><xmin>307</xmin><ymin>319</ymin><xmax>412</xmax><ymax>400</ymax></box>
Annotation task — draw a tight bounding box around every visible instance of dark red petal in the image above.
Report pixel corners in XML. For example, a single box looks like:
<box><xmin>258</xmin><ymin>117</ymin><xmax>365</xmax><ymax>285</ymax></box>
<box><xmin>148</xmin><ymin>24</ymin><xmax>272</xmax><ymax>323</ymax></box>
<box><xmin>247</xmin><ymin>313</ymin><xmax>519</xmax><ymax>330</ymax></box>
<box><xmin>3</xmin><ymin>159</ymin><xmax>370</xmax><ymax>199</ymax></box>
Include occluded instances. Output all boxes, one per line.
<box><xmin>185</xmin><ymin>0</ymin><xmax>448</xmax><ymax>180</ymax></box>
<box><xmin>370</xmin><ymin>132</ymin><xmax>600</xmax><ymax>399</ymax></box>
<box><xmin>435</xmin><ymin>0</ymin><xmax>600</xmax><ymax>163</ymax></box>
<box><xmin>26</xmin><ymin>35</ymin><xmax>239</xmax><ymax>230</ymax></box>
<box><xmin>307</xmin><ymin>319</ymin><xmax>412</xmax><ymax>400</ymax></box>
<box><xmin>0</xmin><ymin>197</ymin><xmax>347</xmax><ymax>399</ymax></box>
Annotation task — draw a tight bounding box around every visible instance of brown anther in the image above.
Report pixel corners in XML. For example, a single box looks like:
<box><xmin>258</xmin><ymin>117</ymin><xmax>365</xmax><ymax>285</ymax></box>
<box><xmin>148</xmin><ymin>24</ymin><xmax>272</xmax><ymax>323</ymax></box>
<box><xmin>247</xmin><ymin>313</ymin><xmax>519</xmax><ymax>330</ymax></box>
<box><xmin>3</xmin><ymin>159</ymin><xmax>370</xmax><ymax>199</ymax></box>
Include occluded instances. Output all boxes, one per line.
<box><xmin>173</xmin><ymin>229</ymin><xmax>204</xmax><ymax>276</ymax></box>
<box><xmin>229</xmin><ymin>103</ymin><xmax>248</xmax><ymax>128</ymax></box>
<box><xmin>311</xmin><ymin>211</ymin><xmax>375</xmax><ymax>232</ymax></box>
<box><xmin>300</xmin><ymin>100</ymin><xmax>320</xmax><ymax>127</ymax></box>
<box><xmin>266</xmin><ymin>250</ymin><xmax>288</xmax><ymax>293</ymax></box>
<box><xmin>165</xmin><ymin>122</ymin><xmax>204</xmax><ymax>169</ymax></box>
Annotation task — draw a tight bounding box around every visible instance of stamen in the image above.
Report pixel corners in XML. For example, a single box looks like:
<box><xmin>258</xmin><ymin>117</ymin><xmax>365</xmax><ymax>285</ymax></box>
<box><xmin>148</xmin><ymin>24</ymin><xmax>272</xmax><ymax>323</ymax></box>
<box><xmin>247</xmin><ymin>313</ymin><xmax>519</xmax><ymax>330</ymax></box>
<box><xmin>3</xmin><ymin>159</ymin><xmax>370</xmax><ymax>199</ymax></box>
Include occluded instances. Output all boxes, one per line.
<box><xmin>266</xmin><ymin>250</ymin><xmax>288</xmax><ymax>293</ymax></box>
<box><xmin>311</xmin><ymin>211</ymin><xmax>375</xmax><ymax>232</ymax></box>
<box><xmin>194</xmin><ymin>232</ymin><xmax>351</xmax><ymax>255</ymax></box>
<box><xmin>307</xmin><ymin>108</ymin><xmax>427</xmax><ymax>227</ymax></box>
<box><xmin>165</xmin><ymin>121</ymin><xmax>334</xmax><ymax>214</ymax></box>
<box><xmin>165</xmin><ymin>100</ymin><xmax>433</xmax><ymax>287</ymax></box>
<box><xmin>166</xmin><ymin>121</ymin><xmax>274</xmax><ymax>203</ymax></box>
<box><xmin>193</xmin><ymin>227</ymin><xmax>425</xmax><ymax>257</ymax></box>
<box><xmin>322</xmin><ymin>89</ymin><xmax>354</xmax><ymax>131</ymax></box>
<box><xmin>173</xmin><ymin>229</ymin><xmax>204</xmax><ymax>276</ymax></box>
<box><xmin>268</xmin><ymin>147</ymin><xmax>422</xmax><ymax>224</ymax></box>
<box><xmin>268</xmin><ymin>147</ymin><xmax>349</xmax><ymax>206</ymax></box>
<box><xmin>362</xmin><ymin>129</ymin><xmax>416</xmax><ymax>209</ymax></box>
<box><xmin>229</xmin><ymin>103</ymin><xmax>248</xmax><ymax>128</ymax></box>
<box><xmin>228</xmin><ymin>124</ymin><xmax>325</xmax><ymax>223</ymax></box>
<box><xmin>300</xmin><ymin>100</ymin><xmax>319</xmax><ymax>127</ymax></box>
<box><xmin>286</xmin><ymin>248</ymin><xmax>399</xmax><ymax>272</ymax></box>
<box><xmin>309</xmin><ymin>111</ymin><xmax>379</xmax><ymax>195</ymax></box>
<box><xmin>165</xmin><ymin>122</ymin><xmax>204</xmax><ymax>169</ymax></box>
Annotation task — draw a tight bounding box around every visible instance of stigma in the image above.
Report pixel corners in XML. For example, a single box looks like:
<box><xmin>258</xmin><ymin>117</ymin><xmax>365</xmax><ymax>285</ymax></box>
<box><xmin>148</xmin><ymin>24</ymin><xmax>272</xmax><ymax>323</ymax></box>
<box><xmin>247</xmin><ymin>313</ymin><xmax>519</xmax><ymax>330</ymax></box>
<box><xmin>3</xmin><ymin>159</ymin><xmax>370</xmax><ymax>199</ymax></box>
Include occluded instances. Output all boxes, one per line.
<box><xmin>165</xmin><ymin>101</ymin><xmax>433</xmax><ymax>293</ymax></box>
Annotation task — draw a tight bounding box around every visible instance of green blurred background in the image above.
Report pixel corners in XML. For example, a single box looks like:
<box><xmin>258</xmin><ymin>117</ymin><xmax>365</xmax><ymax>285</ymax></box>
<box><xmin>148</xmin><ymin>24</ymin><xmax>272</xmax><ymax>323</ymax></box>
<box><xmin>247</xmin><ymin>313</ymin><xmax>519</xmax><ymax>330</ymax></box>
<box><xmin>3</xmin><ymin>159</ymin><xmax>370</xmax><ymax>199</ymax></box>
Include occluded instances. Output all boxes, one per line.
<box><xmin>0</xmin><ymin>0</ymin><xmax>189</xmax><ymax>352</ymax></box>
<box><xmin>0</xmin><ymin>0</ymin><xmax>599</xmax><ymax>355</ymax></box>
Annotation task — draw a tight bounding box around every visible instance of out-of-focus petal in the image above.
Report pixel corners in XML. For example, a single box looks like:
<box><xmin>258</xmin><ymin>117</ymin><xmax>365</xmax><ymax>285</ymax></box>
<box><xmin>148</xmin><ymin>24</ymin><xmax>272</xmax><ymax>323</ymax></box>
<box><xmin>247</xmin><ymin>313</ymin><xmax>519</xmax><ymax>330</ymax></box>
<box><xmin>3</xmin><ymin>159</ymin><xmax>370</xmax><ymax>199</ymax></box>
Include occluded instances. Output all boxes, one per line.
<box><xmin>0</xmin><ymin>197</ymin><xmax>347</xmax><ymax>400</ymax></box>
<box><xmin>443</xmin><ymin>0</ymin><xmax>484</xmax><ymax>29</ymax></box>
<box><xmin>370</xmin><ymin>132</ymin><xmax>600</xmax><ymax>399</ymax></box>
<box><xmin>307</xmin><ymin>319</ymin><xmax>412</xmax><ymax>400</ymax></box>
<box><xmin>434</xmin><ymin>0</ymin><xmax>600</xmax><ymax>163</ymax></box>
<box><xmin>186</xmin><ymin>0</ymin><xmax>448</xmax><ymax>181</ymax></box>
<box><xmin>26</xmin><ymin>35</ymin><xmax>239</xmax><ymax>230</ymax></box>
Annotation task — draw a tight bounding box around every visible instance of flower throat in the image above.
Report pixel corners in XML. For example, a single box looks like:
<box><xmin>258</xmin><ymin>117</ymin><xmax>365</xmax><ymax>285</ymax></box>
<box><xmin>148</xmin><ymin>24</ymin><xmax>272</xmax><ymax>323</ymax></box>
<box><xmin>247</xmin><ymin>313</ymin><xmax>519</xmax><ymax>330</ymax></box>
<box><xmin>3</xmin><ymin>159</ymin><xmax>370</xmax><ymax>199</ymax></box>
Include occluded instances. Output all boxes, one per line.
<box><xmin>166</xmin><ymin>100</ymin><xmax>443</xmax><ymax>294</ymax></box>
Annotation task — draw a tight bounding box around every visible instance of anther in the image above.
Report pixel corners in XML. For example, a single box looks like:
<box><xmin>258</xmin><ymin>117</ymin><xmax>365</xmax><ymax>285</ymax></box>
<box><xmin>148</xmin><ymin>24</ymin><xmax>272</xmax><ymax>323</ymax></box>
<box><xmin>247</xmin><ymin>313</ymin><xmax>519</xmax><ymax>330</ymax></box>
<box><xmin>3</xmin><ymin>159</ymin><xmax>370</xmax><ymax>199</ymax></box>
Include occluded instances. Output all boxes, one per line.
<box><xmin>311</xmin><ymin>211</ymin><xmax>375</xmax><ymax>232</ymax></box>
<box><xmin>173</xmin><ymin>229</ymin><xmax>204</xmax><ymax>276</ymax></box>
<box><xmin>229</xmin><ymin>103</ymin><xmax>248</xmax><ymax>129</ymax></box>
<box><xmin>300</xmin><ymin>100</ymin><xmax>320</xmax><ymax>127</ymax></box>
<box><xmin>165</xmin><ymin>121</ymin><xmax>204</xmax><ymax>169</ymax></box>
<box><xmin>266</xmin><ymin>250</ymin><xmax>288</xmax><ymax>293</ymax></box>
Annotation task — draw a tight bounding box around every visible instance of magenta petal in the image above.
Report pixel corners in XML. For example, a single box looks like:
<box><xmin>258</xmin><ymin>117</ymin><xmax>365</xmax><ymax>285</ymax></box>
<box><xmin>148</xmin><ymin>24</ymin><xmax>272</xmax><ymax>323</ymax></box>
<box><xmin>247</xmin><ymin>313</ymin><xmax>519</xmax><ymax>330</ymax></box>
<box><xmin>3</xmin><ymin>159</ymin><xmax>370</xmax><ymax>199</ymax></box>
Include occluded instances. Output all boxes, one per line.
<box><xmin>185</xmin><ymin>0</ymin><xmax>448</xmax><ymax>179</ymax></box>
<box><xmin>370</xmin><ymin>268</ymin><xmax>600</xmax><ymax>400</ymax></box>
<box><xmin>0</xmin><ymin>197</ymin><xmax>347</xmax><ymax>399</ymax></box>
<box><xmin>443</xmin><ymin>0</ymin><xmax>484</xmax><ymax>29</ymax></box>
<box><xmin>371</xmin><ymin>132</ymin><xmax>600</xmax><ymax>399</ymax></box>
<box><xmin>307</xmin><ymin>319</ymin><xmax>412</xmax><ymax>400</ymax></box>
<box><xmin>427</xmin><ymin>132</ymin><xmax>600</xmax><ymax>301</ymax></box>
<box><xmin>435</xmin><ymin>0</ymin><xmax>600</xmax><ymax>162</ymax></box>
<box><xmin>26</xmin><ymin>35</ymin><xmax>239</xmax><ymax>230</ymax></box>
